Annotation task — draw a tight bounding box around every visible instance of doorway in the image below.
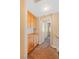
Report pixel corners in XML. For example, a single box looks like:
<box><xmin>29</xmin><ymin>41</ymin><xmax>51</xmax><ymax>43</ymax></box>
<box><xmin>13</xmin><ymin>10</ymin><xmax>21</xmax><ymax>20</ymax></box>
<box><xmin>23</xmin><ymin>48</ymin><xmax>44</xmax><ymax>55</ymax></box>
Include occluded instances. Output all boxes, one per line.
<box><xmin>38</xmin><ymin>17</ymin><xmax>52</xmax><ymax>47</ymax></box>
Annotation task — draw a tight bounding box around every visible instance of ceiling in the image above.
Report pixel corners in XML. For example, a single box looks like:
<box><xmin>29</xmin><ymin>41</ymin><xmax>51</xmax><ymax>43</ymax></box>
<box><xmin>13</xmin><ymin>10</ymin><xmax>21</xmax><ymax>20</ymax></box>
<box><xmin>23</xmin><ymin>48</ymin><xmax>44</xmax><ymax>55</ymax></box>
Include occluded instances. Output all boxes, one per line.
<box><xmin>27</xmin><ymin>0</ymin><xmax>59</xmax><ymax>17</ymax></box>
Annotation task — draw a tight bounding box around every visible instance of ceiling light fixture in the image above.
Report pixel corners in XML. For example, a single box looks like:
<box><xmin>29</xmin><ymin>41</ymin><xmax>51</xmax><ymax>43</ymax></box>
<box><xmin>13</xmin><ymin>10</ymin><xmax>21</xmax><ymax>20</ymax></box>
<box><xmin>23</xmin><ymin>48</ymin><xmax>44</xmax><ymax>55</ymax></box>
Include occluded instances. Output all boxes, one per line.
<box><xmin>44</xmin><ymin>7</ymin><xmax>50</xmax><ymax>12</ymax></box>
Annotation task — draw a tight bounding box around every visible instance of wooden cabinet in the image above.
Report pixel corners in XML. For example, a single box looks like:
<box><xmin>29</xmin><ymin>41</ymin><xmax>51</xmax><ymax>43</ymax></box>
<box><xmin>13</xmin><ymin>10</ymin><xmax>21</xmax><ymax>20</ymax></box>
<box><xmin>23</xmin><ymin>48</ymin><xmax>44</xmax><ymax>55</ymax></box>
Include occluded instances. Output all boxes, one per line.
<box><xmin>27</xmin><ymin>11</ymin><xmax>37</xmax><ymax>30</ymax></box>
<box><xmin>28</xmin><ymin>33</ymin><xmax>38</xmax><ymax>53</ymax></box>
<box><xmin>27</xmin><ymin>11</ymin><xmax>38</xmax><ymax>53</ymax></box>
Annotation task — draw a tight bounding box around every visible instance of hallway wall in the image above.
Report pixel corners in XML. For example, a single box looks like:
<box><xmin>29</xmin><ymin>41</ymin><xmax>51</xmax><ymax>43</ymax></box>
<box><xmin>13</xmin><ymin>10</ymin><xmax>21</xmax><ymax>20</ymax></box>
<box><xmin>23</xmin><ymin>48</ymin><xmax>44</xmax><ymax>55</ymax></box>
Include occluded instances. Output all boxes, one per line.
<box><xmin>20</xmin><ymin>0</ymin><xmax>24</xmax><ymax>58</ymax></box>
<box><xmin>51</xmin><ymin>13</ymin><xmax>59</xmax><ymax>51</ymax></box>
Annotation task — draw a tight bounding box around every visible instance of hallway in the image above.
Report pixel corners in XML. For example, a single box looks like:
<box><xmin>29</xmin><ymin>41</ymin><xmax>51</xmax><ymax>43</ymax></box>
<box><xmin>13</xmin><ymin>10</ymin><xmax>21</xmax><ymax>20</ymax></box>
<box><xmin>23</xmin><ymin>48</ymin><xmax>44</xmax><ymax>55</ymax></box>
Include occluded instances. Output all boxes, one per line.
<box><xmin>28</xmin><ymin>35</ymin><xmax>58</xmax><ymax>59</ymax></box>
<box><xmin>27</xmin><ymin>0</ymin><xmax>59</xmax><ymax>59</ymax></box>
<box><xmin>27</xmin><ymin>11</ymin><xmax>59</xmax><ymax>59</ymax></box>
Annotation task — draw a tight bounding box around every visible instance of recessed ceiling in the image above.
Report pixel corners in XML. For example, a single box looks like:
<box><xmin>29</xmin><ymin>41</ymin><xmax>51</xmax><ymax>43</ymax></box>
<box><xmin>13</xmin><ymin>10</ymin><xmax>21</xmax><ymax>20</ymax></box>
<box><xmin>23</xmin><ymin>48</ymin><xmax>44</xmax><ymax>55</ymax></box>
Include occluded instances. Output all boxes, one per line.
<box><xmin>27</xmin><ymin>0</ymin><xmax>59</xmax><ymax>17</ymax></box>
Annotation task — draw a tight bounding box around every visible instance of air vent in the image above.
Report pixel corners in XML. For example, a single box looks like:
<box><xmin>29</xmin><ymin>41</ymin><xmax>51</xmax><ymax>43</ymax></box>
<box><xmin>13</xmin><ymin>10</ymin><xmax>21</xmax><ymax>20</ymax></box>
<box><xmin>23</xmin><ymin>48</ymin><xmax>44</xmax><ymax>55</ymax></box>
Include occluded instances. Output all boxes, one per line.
<box><xmin>34</xmin><ymin>0</ymin><xmax>41</xmax><ymax>3</ymax></box>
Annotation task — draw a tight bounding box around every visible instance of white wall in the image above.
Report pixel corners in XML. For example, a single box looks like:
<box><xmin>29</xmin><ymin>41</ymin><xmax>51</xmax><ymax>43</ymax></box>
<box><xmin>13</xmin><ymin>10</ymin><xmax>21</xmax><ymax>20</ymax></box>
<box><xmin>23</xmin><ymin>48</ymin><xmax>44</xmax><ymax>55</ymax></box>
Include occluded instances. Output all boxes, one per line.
<box><xmin>51</xmin><ymin>13</ymin><xmax>59</xmax><ymax>51</ymax></box>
